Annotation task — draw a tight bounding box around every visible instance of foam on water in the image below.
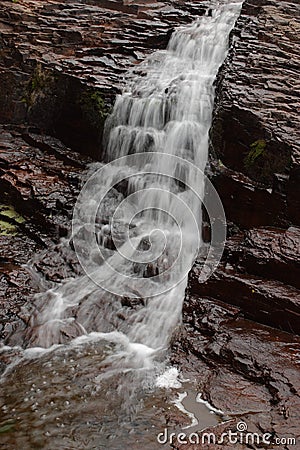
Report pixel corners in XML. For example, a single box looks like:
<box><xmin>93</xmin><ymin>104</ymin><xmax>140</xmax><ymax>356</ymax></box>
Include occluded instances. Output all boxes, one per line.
<box><xmin>155</xmin><ymin>367</ymin><xmax>182</xmax><ymax>389</ymax></box>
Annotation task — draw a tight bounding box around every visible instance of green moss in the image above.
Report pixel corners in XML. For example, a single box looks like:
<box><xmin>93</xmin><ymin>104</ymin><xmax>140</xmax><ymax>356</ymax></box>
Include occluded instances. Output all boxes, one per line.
<box><xmin>244</xmin><ymin>139</ymin><xmax>266</xmax><ymax>168</ymax></box>
<box><xmin>0</xmin><ymin>205</ymin><xmax>25</xmax><ymax>224</ymax></box>
<box><xmin>0</xmin><ymin>204</ymin><xmax>25</xmax><ymax>235</ymax></box>
<box><xmin>90</xmin><ymin>92</ymin><xmax>106</xmax><ymax>118</ymax></box>
<box><xmin>0</xmin><ymin>220</ymin><xmax>17</xmax><ymax>236</ymax></box>
<box><xmin>78</xmin><ymin>89</ymin><xmax>109</xmax><ymax>129</ymax></box>
<box><xmin>23</xmin><ymin>64</ymin><xmax>54</xmax><ymax>107</ymax></box>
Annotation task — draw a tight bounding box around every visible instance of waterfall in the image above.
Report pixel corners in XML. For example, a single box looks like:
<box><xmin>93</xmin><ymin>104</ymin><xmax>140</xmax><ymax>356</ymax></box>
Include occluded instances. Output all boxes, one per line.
<box><xmin>10</xmin><ymin>2</ymin><xmax>242</xmax><ymax>370</ymax></box>
<box><xmin>0</xmin><ymin>6</ymin><xmax>245</xmax><ymax>448</ymax></box>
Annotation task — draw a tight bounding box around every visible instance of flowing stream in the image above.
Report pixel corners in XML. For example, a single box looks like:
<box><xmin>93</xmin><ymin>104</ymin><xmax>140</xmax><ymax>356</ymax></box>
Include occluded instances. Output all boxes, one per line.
<box><xmin>0</xmin><ymin>2</ymin><xmax>242</xmax><ymax>448</ymax></box>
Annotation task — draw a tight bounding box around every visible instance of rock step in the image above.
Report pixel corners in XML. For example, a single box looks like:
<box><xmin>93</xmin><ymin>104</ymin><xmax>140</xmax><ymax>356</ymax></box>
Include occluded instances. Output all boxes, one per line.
<box><xmin>188</xmin><ymin>263</ymin><xmax>300</xmax><ymax>335</ymax></box>
<box><xmin>0</xmin><ymin>125</ymin><xmax>89</xmax><ymax>238</ymax></box>
<box><xmin>224</xmin><ymin>227</ymin><xmax>300</xmax><ymax>290</ymax></box>
<box><xmin>210</xmin><ymin>161</ymin><xmax>289</xmax><ymax>229</ymax></box>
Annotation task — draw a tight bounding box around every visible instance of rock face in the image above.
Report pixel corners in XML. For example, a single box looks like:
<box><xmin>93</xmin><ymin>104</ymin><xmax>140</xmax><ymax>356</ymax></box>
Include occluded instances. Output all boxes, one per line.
<box><xmin>179</xmin><ymin>0</ymin><xmax>300</xmax><ymax>447</ymax></box>
<box><xmin>189</xmin><ymin>227</ymin><xmax>300</xmax><ymax>334</ymax></box>
<box><xmin>195</xmin><ymin>0</ymin><xmax>300</xmax><ymax>332</ymax></box>
<box><xmin>189</xmin><ymin>0</ymin><xmax>300</xmax><ymax>337</ymax></box>
<box><xmin>210</xmin><ymin>0</ymin><xmax>300</xmax><ymax>224</ymax></box>
<box><xmin>0</xmin><ymin>0</ymin><xmax>206</xmax><ymax>157</ymax></box>
<box><xmin>0</xmin><ymin>125</ymin><xmax>87</xmax><ymax>339</ymax></box>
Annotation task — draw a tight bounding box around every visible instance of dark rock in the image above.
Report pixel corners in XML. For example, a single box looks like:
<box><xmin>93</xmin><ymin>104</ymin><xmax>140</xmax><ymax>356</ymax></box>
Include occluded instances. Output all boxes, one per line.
<box><xmin>188</xmin><ymin>225</ymin><xmax>300</xmax><ymax>335</ymax></box>
<box><xmin>0</xmin><ymin>255</ymin><xmax>37</xmax><ymax>341</ymax></box>
<box><xmin>0</xmin><ymin>125</ymin><xmax>89</xmax><ymax>342</ymax></box>
<box><xmin>209</xmin><ymin>160</ymin><xmax>289</xmax><ymax>229</ymax></box>
<box><xmin>171</xmin><ymin>296</ymin><xmax>300</xmax><ymax>449</ymax></box>
<box><xmin>189</xmin><ymin>263</ymin><xmax>300</xmax><ymax>335</ymax></box>
<box><xmin>0</xmin><ymin>125</ymin><xmax>89</xmax><ymax>238</ymax></box>
<box><xmin>0</xmin><ymin>0</ymin><xmax>207</xmax><ymax>158</ymax></box>
<box><xmin>224</xmin><ymin>227</ymin><xmax>300</xmax><ymax>290</ymax></box>
<box><xmin>210</xmin><ymin>0</ymin><xmax>300</xmax><ymax>225</ymax></box>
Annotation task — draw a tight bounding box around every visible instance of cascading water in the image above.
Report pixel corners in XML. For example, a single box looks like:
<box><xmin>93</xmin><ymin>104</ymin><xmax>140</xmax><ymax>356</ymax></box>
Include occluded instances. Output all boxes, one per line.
<box><xmin>0</xmin><ymin>3</ymin><xmax>242</xmax><ymax>448</ymax></box>
<box><xmin>23</xmin><ymin>1</ymin><xmax>241</xmax><ymax>355</ymax></box>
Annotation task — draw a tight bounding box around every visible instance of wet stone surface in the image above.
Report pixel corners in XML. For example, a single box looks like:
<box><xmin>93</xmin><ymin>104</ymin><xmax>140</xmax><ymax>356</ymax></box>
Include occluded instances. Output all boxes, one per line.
<box><xmin>0</xmin><ymin>0</ymin><xmax>208</xmax><ymax>157</ymax></box>
<box><xmin>171</xmin><ymin>296</ymin><xmax>300</xmax><ymax>449</ymax></box>
<box><xmin>0</xmin><ymin>125</ymin><xmax>89</xmax><ymax>342</ymax></box>
<box><xmin>210</xmin><ymin>0</ymin><xmax>300</xmax><ymax>224</ymax></box>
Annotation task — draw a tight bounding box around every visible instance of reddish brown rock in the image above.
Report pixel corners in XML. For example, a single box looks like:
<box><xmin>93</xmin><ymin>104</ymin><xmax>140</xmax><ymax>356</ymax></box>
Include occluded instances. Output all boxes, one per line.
<box><xmin>0</xmin><ymin>125</ymin><xmax>88</xmax><ymax>341</ymax></box>
<box><xmin>188</xmin><ymin>225</ymin><xmax>300</xmax><ymax>334</ymax></box>
<box><xmin>171</xmin><ymin>296</ymin><xmax>300</xmax><ymax>450</ymax></box>
<box><xmin>224</xmin><ymin>226</ymin><xmax>300</xmax><ymax>289</ymax></box>
<box><xmin>0</xmin><ymin>0</ymin><xmax>207</xmax><ymax>157</ymax></box>
<box><xmin>189</xmin><ymin>265</ymin><xmax>300</xmax><ymax>334</ymax></box>
<box><xmin>209</xmin><ymin>160</ymin><xmax>289</xmax><ymax>229</ymax></box>
<box><xmin>210</xmin><ymin>0</ymin><xmax>300</xmax><ymax>225</ymax></box>
<box><xmin>0</xmin><ymin>125</ymin><xmax>90</xmax><ymax>237</ymax></box>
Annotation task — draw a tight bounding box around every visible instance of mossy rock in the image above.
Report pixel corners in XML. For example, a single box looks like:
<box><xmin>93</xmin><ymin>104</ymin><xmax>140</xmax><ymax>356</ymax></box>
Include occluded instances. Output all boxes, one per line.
<box><xmin>0</xmin><ymin>420</ymin><xmax>15</xmax><ymax>434</ymax></box>
<box><xmin>23</xmin><ymin>63</ymin><xmax>56</xmax><ymax>108</ymax></box>
<box><xmin>0</xmin><ymin>204</ymin><xmax>25</xmax><ymax>236</ymax></box>
<box><xmin>243</xmin><ymin>139</ymin><xmax>291</xmax><ymax>186</ymax></box>
<box><xmin>78</xmin><ymin>89</ymin><xmax>109</xmax><ymax>129</ymax></box>
<box><xmin>244</xmin><ymin>139</ymin><xmax>266</xmax><ymax>168</ymax></box>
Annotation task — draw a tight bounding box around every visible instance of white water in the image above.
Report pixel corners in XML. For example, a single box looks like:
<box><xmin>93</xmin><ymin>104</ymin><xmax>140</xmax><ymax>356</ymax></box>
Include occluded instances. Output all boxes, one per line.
<box><xmin>12</xmin><ymin>3</ymin><xmax>242</xmax><ymax>374</ymax></box>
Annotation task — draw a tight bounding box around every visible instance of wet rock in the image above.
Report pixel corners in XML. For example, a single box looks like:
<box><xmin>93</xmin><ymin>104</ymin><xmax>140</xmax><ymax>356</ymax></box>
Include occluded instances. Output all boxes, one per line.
<box><xmin>0</xmin><ymin>125</ymin><xmax>89</xmax><ymax>342</ymax></box>
<box><xmin>188</xmin><ymin>225</ymin><xmax>300</xmax><ymax>335</ymax></box>
<box><xmin>0</xmin><ymin>0</ymin><xmax>207</xmax><ymax>157</ymax></box>
<box><xmin>121</xmin><ymin>296</ymin><xmax>145</xmax><ymax>309</ymax></box>
<box><xmin>211</xmin><ymin>0</ymin><xmax>300</xmax><ymax>225</ymax></box>
<box><xmin>0</xmin><ymin>125</ymin><xmax>89</xmax><ymax>238</ymax></box>
<box><xmin>203</xmin><ymin>0</ymin><xmax>300</xmax><ymax>337</ymax></box>
<box><xmin>171</xmin><ymin>296</ymin><xmax>300</xmax><ymax>449</ymax></box>
<box><xmin>0</xmin><ymin>230</ymin><xmax>43</xmax><ymax>341</ymax></box>
<box><xmin>209</xmin><ymin>160</ymin><xmax>289</xmax><ymax>229</ymax></box>
<box><xmin>189</xmin><ymin>264</ymin><xmax>300</xmax><ymax>335</ymax></box>
<box><xmin>214</xmin><ymin>0</ymin><xmax>299</xmax><ymax>183</ymax></box>
<box><xmin>224</xmin><ymin>227</ymin><xmax>300</xmax><ymax>290</ymax></box>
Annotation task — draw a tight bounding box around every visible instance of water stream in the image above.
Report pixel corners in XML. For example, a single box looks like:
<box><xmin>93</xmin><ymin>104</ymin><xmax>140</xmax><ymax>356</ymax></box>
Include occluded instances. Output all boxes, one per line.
<box><xmin>0</xmin><ymin>2</ymin><xmax>242</xmax><ymax>448</ymax></box>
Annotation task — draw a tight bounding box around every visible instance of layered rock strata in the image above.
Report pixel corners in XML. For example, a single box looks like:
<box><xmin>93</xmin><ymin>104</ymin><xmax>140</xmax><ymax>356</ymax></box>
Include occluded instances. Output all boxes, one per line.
<box><xmin>191</xmin><ymin>0</ymin><xmax>300</xmax><ymax>335</ymax></box>
<box><xmin>0</xmin><ymin>0</ymin><xmax>207</xmax><ymax>156</ymax></box>
<box><xmin>180</xmin><ymin>1</ymin><xmax>300</xmax><ymax>447</ymax></box>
